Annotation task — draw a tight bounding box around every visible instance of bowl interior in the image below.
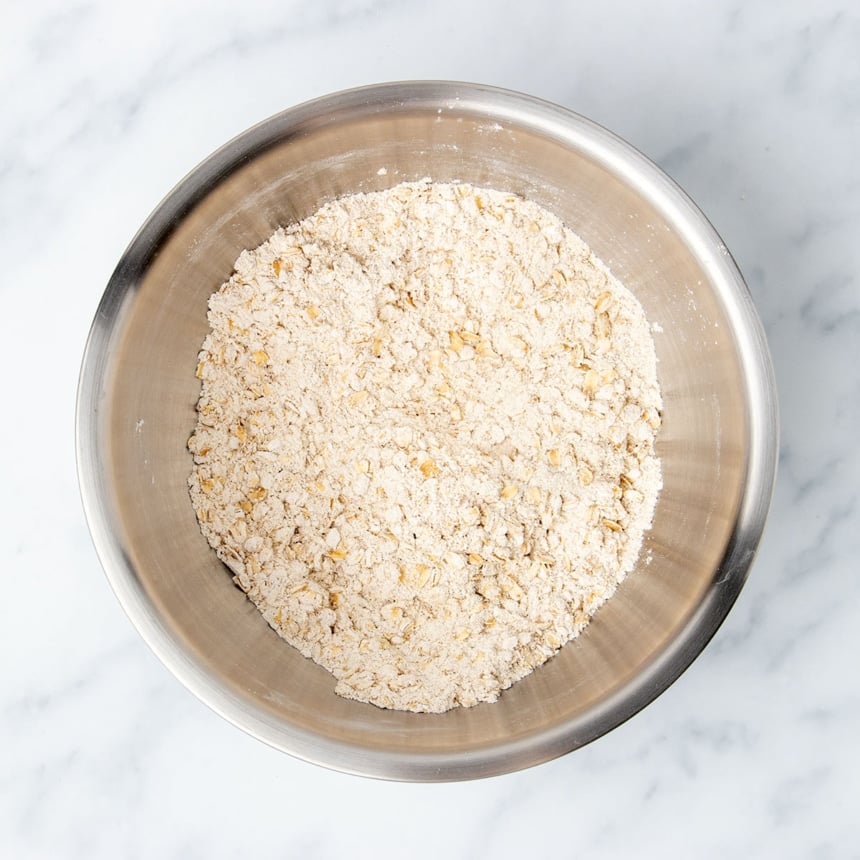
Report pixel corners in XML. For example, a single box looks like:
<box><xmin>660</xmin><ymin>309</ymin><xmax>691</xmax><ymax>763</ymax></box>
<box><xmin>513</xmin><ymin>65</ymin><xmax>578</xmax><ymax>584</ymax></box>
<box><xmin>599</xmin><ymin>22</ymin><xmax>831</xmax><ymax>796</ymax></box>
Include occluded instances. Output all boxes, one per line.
<box><xmin>82</xmin><ymin>84</ymin><xmax>770</xmax><ymax>779</ymax></box>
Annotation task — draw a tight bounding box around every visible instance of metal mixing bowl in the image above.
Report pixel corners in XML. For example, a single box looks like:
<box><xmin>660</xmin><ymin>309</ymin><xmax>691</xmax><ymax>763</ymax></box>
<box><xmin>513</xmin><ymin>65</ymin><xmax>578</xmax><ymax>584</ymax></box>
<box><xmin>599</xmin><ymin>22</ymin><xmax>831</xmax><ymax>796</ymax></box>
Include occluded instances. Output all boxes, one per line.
<box><xmin>76</xmin><ymin>82</ymin><xmax>777</xmax><ymax>780</ymax></box>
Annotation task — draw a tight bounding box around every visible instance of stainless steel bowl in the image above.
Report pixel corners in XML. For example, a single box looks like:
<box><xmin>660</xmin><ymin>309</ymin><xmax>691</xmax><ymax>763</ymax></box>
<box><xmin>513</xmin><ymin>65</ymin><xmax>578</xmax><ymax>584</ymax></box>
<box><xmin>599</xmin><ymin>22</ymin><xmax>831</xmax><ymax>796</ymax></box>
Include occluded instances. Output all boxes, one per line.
<box><xmin>76</xmin><ymin>82</ymin><xmax>777</xmax><ymax>781</ymax></box>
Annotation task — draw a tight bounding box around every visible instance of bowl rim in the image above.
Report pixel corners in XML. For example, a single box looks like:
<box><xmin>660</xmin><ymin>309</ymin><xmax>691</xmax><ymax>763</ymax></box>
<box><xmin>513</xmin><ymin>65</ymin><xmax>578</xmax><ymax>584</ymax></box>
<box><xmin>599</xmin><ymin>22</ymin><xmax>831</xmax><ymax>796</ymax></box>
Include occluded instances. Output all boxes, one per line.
<box><xmin>76</xmin><ymin>80</ymin><xmax>779</xmax><ymax>781</ymax></box>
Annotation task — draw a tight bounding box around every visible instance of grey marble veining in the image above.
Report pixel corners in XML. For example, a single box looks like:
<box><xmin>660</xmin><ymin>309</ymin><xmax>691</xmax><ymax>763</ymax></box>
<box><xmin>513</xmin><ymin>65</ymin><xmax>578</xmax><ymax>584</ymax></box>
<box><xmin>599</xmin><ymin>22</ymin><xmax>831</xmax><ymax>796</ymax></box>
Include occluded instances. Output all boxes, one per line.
<box><xmin>2</xmin><ymin>0</ymin><xmax>858</xmax><ymax>856</ymax></box>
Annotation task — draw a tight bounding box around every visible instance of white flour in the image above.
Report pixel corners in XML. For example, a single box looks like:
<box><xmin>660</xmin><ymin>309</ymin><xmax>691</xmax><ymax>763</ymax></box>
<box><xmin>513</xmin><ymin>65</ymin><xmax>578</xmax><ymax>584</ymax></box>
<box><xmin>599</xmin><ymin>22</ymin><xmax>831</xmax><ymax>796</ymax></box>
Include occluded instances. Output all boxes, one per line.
<box><xmin>188</xmin><ymin>180</ymin><xmax>662</xmax><ymax>712</ymax></box>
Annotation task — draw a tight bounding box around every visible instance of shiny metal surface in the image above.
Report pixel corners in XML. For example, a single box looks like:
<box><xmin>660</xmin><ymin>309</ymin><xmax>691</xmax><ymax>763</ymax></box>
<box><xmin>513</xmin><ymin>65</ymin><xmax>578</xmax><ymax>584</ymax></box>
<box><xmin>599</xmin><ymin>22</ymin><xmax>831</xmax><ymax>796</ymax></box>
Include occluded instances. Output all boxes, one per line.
<box><xmin>76</xmin><ymin>82</ymin><xmax>778</xmax><ymax>781</ymax></box>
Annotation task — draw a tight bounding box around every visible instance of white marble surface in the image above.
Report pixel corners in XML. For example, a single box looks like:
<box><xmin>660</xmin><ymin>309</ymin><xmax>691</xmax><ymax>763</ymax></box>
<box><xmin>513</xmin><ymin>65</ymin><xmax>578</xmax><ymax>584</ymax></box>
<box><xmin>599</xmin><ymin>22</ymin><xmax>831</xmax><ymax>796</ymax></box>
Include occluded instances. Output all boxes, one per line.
<box><xmin>2</xmin><ymin>0</ymin><xmax>858</xmax><ymax>856</ymax></box>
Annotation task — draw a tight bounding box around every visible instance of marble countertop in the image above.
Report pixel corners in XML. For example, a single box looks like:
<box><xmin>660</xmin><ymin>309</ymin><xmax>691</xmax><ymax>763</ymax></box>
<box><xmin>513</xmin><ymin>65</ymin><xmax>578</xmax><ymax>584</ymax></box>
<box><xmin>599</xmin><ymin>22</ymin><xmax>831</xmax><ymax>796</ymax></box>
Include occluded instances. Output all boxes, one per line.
<box><xmin>3</xmin><ymin>1</ymin><xmax>858</xmax><ymax>856</ymax></box>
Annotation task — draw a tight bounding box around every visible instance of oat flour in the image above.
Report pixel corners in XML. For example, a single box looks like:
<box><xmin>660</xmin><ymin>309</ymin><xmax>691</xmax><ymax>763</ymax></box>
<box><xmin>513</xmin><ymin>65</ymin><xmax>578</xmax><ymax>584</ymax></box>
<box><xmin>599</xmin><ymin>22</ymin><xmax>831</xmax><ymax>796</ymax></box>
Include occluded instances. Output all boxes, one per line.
<box><xmin>188</xmin><ymin>181</ymin><xmax>662</xmax><ymax>712</ymax></box>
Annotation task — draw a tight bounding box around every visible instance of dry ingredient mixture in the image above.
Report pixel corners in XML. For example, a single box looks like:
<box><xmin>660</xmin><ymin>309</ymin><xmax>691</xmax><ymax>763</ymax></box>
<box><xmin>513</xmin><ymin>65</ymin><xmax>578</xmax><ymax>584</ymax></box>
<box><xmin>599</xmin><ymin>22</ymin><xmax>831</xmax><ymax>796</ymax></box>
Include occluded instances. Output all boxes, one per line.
<box><xmin>188</xmin><ymin>180</ymin><xmax>662</xmax><ymax>713</ymax></box>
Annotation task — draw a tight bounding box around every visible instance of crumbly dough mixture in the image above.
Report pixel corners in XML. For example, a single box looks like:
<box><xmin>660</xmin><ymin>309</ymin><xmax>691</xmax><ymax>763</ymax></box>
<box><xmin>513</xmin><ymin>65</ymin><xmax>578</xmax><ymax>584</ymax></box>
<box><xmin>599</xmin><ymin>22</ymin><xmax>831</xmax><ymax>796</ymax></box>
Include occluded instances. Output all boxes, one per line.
<box><xmin>188</xmin><ymin>180</ymin><xmax>662</xmax><ymax>712</ymax></box>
